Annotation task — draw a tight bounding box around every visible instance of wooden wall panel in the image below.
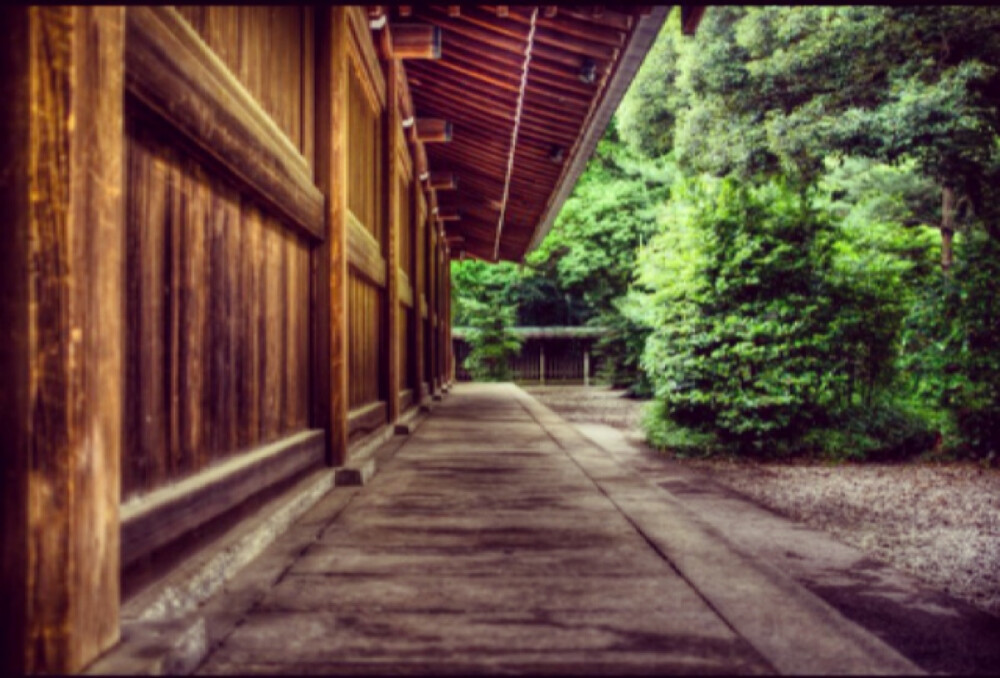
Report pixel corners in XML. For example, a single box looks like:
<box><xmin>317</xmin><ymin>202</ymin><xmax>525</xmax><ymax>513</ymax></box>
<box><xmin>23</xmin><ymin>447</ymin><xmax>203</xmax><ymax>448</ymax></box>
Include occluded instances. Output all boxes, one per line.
<box><xmin>175</xmin><ymin>6</ymin><xmax>315</xmax><ymax>169</ymax></box>
<box><xmin>347</xmin><ymin>57</ymin><xmax>383</xmax><ymax>242</ymax></box>
<box><xmin>124</xmin><ymin>121</ymin><xmax>311</xmax><ymax>500</ymax></box>
<box><xmin>348</xmin><ymin>273</ymin><xmax>384</xmax><ymax>409</ymax></box>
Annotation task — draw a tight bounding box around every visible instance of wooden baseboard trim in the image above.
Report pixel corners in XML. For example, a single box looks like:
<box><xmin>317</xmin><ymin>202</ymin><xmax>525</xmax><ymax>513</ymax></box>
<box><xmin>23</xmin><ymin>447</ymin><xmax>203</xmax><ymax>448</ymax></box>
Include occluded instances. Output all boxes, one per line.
<box><xmin>120</xmin><ymin>430</ymin><xmax>325</xmax><ymax>568</ymax></box>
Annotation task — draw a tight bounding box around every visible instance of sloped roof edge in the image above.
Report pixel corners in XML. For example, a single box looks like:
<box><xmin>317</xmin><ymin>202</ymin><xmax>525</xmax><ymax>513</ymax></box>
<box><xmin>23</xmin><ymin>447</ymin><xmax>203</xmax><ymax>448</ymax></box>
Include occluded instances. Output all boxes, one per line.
<box><xmin>524</xmin><ymin>5</ymin><xmax>671</xmax><ymax>257</ymax></box>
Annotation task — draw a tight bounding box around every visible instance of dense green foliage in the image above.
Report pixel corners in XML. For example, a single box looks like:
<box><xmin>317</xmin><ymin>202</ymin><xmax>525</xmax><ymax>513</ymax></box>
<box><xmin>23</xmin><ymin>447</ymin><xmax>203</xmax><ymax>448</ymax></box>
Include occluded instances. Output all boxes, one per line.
<box><xmin>453</xmin><ymin>6</ymin><xmax>1000</xmax><ymax>463</ymax></box>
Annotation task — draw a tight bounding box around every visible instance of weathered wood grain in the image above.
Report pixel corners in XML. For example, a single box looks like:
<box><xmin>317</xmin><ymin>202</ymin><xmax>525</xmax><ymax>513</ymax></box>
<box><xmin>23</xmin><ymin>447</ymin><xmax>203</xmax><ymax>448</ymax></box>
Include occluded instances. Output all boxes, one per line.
<box><xmin>124</xmin><ymin>121</ymin><xmax>311</xmax><ymax>499</ymax></box>
<box><xmin>311</xmin><ymin>6</ymin><xmax>336</xmax><ymax>465</ymax></box>
<box><xmin>384</xmin><ymin>56</ymin><xmax>402</xmax><ymax>424</ymax></box>
<box><xmin>0</xmin><ymin>7</ymin><xmax>124</xmax><ymax>673</ymax></box>
<box><xmin>125</xmin><ymin>7</ymin><xmax>324</xmax><ymax>242</ymax></box>
<box><xmin>412</xmin><ymin>185</ymin><xmax>427</xmax><ymax>403</ymax></box>
<box><xmin>348</xmin><ymin>210</ymin><xmax>388</xmax><ymax>288</ymax></box>
<box><xmin>121</xmin><ymin>430</ymin><xmax>325</xmax><ymax>568</ymax></box>
<box><xmin>0</xmin><ymin>9</ymin><xmax>32</xmax><ymax>672</ymax></box>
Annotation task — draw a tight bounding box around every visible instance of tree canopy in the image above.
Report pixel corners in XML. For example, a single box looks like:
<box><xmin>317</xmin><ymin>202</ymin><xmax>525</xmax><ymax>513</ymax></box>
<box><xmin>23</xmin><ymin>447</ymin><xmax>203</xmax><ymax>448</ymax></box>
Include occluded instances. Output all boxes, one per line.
<box><xmin>452</xmin><ymin>6</ymin><xmax>1000</xmax><ymax>463</ymax></box>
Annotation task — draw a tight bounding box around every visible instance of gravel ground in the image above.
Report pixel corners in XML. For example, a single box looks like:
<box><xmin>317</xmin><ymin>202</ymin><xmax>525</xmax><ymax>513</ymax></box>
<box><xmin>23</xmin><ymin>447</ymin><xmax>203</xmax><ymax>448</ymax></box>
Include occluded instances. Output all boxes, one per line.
<box><xmin>523</xmin><ymin>384</ymin><xmax>1000</xmax><ymax>618</ymax></box>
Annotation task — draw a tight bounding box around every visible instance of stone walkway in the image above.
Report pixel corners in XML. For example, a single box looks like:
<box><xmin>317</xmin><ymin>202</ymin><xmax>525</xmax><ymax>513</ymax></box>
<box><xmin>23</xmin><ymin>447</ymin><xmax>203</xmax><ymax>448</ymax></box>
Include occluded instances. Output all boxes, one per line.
<box><xmin>194</xmin><ymin>383</ymin><xmax>920</xmax><ymax>675</ymax></box>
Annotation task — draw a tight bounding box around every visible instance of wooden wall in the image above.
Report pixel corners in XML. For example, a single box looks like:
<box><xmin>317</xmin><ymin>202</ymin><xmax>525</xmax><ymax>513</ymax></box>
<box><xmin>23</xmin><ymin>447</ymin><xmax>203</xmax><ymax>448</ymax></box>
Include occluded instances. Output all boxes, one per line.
<box><xmin>2</xmin><ymin>6</ymin><xmax>457</xmax><ymax>672</ymax></box>
<box><xmin>346</xmin><ymin>24</ymin><xmax>387</xmax><ymax>418</ymax></box>
<box><xmin>123</xmin><ymin>6</ymin><xmax>316</xmax><ymax>501</ymax></box>
<box><xmin>176</xmin><ymin>6</ymin><xmax>316</xmax><ymax>168</ymax></box>
<box><xmin>124</xmin><ymin>121</ymin><xmax>312</xmax><ymax>498</ymax></box>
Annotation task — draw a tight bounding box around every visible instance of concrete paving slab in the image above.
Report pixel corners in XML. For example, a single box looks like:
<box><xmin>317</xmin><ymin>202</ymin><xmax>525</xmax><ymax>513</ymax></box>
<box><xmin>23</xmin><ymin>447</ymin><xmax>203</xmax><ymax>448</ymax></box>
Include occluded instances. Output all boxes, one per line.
<box><xmin>203</xmin><ymin>610</ymin><xmax>760</xmax><ymax>671</ymax></box>
<box><xmin>574</xmin><ymin>420</ymin><xmax>1000</xmax><ymax>675</ymax></box>
<box><xmin>191</xmin><ymin>383</ymin><xmax>926</xmax><ymax>676</ymax></box>
<box><xmin>258</xmin><ymin>574</ymin><xmax>715</xmax><ymax>614</ymax></box>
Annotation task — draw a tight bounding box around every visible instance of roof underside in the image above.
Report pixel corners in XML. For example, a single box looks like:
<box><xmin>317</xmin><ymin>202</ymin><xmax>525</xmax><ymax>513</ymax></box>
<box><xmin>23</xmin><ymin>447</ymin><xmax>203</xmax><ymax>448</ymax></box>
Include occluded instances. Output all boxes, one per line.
<box><xmin>390</xmin><ymin>5</ymin><xmax>672</xmax><ymax>262</ymax></box>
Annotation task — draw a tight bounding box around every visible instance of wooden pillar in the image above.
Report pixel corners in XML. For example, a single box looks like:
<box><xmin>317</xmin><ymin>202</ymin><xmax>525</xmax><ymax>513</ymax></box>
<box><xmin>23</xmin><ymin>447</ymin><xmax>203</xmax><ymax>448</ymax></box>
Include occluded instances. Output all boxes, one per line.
<box><xmin>314</xmin><ymin>7</ymin><xmax>349</xmax><ymax>466</ymax></box>
<box><xmin>439</xmin><ymin>242</ymin><xmax>448</xmax><ymax>387</ymax></box>
<box><xmin>445</xmin><ymin>253</ymin><xmax>454</xmax><ymax>384</ymax></box>
<box><xmin>383</xmin><ymin>56</ymin><xmax>401</xmax><ymax>422</ymax></box>
<box><xmin>428</xmin><ymin>226</ymin><xmax>439</xmax><ymax>393</ymax></box>
<box><xmin>540</xmin><ymin>341</ymin><xmax>547</xmax><ymax>385</ymax></box>
<box><xmin>583</xmin><ymin>347</ymin><xmax>590</xmax><ymax>387</ymax></box>
<box><xmin>411</xmin><ymin>181</ymin><xmax>425</xmax><ymax>404</ymax></box>
<box><xmin>1</xmin><ymin>7</ymin><xmax>124</xmax><ymax>673</ymax></box>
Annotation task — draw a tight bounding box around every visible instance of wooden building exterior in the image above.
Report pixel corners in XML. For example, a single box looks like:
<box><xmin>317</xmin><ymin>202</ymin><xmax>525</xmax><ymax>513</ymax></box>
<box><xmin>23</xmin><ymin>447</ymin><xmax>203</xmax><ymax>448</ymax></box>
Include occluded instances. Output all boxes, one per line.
<box><xmin>1</xmin><ymin>5</ymin><xmax>692</xmax><ymax>673</ymax></box>
<box><xmin>453</xmin><ymin>326</ymin><xmax>608</xmax><ymax>384</ymax></box>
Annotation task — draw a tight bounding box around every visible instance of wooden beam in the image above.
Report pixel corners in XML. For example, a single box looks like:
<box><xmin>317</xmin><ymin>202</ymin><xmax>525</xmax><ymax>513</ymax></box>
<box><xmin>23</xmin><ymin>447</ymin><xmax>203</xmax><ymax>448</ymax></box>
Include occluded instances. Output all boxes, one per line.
<box><xmin>314</xmin><ymin>6</ymin><xmax>350</xmax><ymax>466</ymax></box>
<box><xmin>126</xmin><ymin>7</ymin><xmax>325</xmax><ymax>242</ymax></box>
<box><xmin>426</xmin><ymin>223</ymin><xmax>439</xmax><ymax>394</ymax></box>
<box><xmin>543</xmin><ymin>6</ymin><xmax>559</xmax><ymax>18</ymax></box>
<box><xmin>448</xmin><ymin>5</ymin><xmax>461</xmax><ymax>18</ymax></box>
<box><xmin>430</xmin><ymin>171</ymin><xmax>458</xmax><ymax>190</ymax></box>
<box><xmin>121</xmin><ymin>431</ymin><xmax>325</xmax><ymax>568</ymax></box>
<box><xmin>399</xmin><ymin>270</ymin><xmax>414</xmax><ymax>308</ymax></box>
<box><xmin>416</xmin><ymin>118</ymin><xmax>453</xmax><ymax>142</ymax></box>
<box><xmin>391</xmin><ymin>24</ymin><xmax>442</xmax><ymax>59</ymax></box>
<box><xmin>1</xmin><ymin>7</ymin><xmax>123</xmax><ymax>673</ymax></box>
<box><xmin>412</xmin><ymin>181</ymin><xmax>426</xmax><ymax>406</ymax></box>
<box><xmin>384</xmin><ymin>56</ymin><xmax>402</xmax><ymax>424</ymax></box>
<box><xmin>347</xmin><ymin>401</ymin><xmax>388</xmax><ymax>442</ymax></box>
<box><xmin>348</xmin><ymin>213</ymin><xmax>388</xmax><ymax>288</ymax></box>
<box><xmin>496</xmin><ymin>6</ymin><xmax>509</xmax><ymax>18</ymax></box>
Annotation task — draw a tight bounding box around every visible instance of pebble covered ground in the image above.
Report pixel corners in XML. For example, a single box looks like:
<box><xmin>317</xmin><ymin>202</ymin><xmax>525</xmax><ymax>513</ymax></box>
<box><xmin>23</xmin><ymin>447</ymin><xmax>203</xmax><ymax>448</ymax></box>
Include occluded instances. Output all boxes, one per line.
<box><xmin>523</xmin><ymin>384</ymin><xmax>1000</xmax><ymax>618</ymax></box>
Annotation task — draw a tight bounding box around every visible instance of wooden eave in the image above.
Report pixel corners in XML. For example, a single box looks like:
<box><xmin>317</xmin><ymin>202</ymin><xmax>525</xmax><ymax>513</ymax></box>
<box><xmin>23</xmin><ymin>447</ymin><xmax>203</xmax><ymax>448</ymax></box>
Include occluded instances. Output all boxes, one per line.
<box><xmin>387</xmin><ymin>4</ymin><xmax>674</xmax><ymax>262</ymax></box>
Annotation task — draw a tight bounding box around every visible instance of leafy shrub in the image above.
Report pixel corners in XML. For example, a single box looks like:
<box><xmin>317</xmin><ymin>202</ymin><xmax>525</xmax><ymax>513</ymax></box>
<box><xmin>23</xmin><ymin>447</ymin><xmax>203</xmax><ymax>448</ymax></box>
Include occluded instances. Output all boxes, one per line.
<box><xmin>804</xmin><ymin>398</ymin><xmax>939</xmax><ymax>462</ymax></box>
<box><xmin>634</xmin><ymin>177</ymin><xmax>852</xmax><ymax>453</ymax></box>
<box><xmin>642</xmin><ymin>400</ymin><xmax>722</xmax><ymax>458</ymax></box>
<box><xmin>462</xmin><ymin>296</ymin><xmax>522</xmax><ymax>382</ymax></box>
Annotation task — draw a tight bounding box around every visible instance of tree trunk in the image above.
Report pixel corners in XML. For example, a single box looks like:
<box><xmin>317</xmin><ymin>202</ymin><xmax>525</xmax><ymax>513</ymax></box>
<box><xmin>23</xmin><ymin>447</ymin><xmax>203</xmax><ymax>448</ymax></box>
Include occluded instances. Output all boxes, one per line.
<box><xmin>941</xmin><ymin>185</ymin><xmax>956</xmax><ymax>273</ymax></box>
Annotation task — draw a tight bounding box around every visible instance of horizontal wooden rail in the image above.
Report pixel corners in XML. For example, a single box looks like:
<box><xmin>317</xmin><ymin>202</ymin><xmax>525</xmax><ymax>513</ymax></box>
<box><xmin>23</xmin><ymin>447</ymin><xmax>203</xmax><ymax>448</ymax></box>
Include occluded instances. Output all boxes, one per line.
<box><xmin>348</xmin><ymin>401</ymin><xmax>388</xmax><ymax>441</ymax></box>
<box><xmin>399</xmin><ymin>388</ymin><xmax>415</xmax><ymax>412</ymax></box>
<box><xmin>399</xmin><ymin>270</ymin><xmax>414</xmax><ymax>307</ymax></box>
<box><xmin>120</xmin><ymin>429</ymin><xmax>325</xmax><ymax>568</ymax></box>
<box><xmin>125</xmin><ymin>7</ymin><xmax>325</xmax><ymax>242</ymax></box>
<box><xmin>348</xmin><ymin>211</ymin><xmax>387</xmax><ymax>288</ymax></box>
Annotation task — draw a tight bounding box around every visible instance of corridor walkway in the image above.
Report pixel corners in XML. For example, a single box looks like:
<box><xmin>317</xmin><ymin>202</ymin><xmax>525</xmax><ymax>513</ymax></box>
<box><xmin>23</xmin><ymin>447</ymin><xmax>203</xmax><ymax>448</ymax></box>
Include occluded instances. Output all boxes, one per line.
<box><xmin>193</xmin><ymin>384</ymin><xmax>918</xmax><ymax>675</ymax></box>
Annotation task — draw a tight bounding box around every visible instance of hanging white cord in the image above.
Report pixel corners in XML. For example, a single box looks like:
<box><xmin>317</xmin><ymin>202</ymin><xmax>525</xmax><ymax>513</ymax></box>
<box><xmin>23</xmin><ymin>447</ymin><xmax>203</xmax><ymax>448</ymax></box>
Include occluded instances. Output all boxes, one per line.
<box><xmin>493</xmin><ymin>7</ymin><xmax>538</xmax><ymax>260</ymax></box>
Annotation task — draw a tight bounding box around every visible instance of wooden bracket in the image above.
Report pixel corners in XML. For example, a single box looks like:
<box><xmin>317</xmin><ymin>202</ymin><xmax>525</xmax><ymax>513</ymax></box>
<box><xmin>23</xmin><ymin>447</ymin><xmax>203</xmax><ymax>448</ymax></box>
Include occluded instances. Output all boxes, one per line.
<box><xmin>429</xmin><ymin>172</ymin><xmax>457</xmax><ymax>190</ymax></box>
<box><xmin>416</xmin><ymin>118</ymin><xmax>452</xmax><ymax>142</ymax></box>
<box><xmin>392</xmin><ymin>24</ymin><xmax>442</xmax><ymax>59</ymax></box>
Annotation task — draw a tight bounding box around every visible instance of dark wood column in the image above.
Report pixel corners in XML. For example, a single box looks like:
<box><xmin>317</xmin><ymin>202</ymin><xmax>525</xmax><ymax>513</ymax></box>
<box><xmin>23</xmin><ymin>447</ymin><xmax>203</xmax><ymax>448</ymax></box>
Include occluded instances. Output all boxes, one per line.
<box><xmin>427</xmin><ymin>224</ymin><xmax>439</xmax><ymax>394</ymax></box>
<box><xmin>0</xmin><ymin>6</ymin><xmax>124</xmax><ymax>673</ymax></box>
<box><xmin>314</xmin><ymin>6</ymin><xmax>349</xmax><ymax>466</ymax></box>
<box><xmin>412</xmin><ymin>180</ymin><xmax>426</xmax><ymax>405</ymax></box>
<box><xmin>383</xmin><ymin>55</ymin><xmax>401</xmax><ymax>423</ymax></box>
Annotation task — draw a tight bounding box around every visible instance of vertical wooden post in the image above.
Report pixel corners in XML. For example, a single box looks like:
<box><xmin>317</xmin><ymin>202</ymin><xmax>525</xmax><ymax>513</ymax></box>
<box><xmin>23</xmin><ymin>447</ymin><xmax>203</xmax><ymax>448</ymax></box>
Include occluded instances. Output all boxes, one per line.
<box><xmin>583</xmin><ymin>347</ymin><xmax>590</xmax><ymax>387</ymax></box>
<box><xmin>445</xmin><ymin>253</ymin><xmax>453</xmax><ymax>385</ymax></box>
<box><xmin>1</xmin><ymin>7</ymin><xmax>124</xmax><ymax>673</ymax></box>
<box><xmin>314</xmin><ymin>7</ymin><xmax>349</xmax><ymax>465</ymax></box>
<box><xmin>540</xmin><ymin>341</ymin><xmax>547</xmax><ymax>385</ymax></box>
<box><xmin>438</xmin><ymin>241</ymin><xmax>447</xmax><ymax>387</ymax></box>
<box><xmin>428</xmin><ymin>225</ymin><xmax>439</xmax><ymax>394</ymax></box>
<box><xmin>412</xmin><ymin>181</ymin><xmax>425</xmax><ymax>404</ymax></box>
<box><xmin>384</xmin><ymin>55</ymin><xmax>401</xmax><ymax>422</ymax></box>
